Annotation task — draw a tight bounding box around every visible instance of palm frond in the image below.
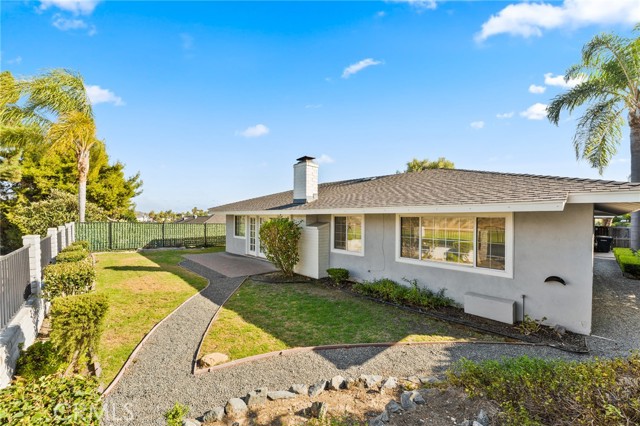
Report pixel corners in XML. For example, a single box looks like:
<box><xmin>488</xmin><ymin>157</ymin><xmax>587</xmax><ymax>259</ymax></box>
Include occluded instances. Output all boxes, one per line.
<box><xmin>547</xmin><ymin>79</ymin><xmax>613</xmax><ymax>124</ymax></box>
<box><xmin>21</xmin><ymin>69</ymin><xmax>93</xmax><ymax>119</ymax></box>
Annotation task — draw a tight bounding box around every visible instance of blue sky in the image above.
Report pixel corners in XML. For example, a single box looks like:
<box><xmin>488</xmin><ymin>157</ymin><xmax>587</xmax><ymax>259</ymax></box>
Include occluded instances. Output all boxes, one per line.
<box><xmin>3</xmin><ymin>0</ymin><xmax>640</xmax><ymax>212</ymax></box>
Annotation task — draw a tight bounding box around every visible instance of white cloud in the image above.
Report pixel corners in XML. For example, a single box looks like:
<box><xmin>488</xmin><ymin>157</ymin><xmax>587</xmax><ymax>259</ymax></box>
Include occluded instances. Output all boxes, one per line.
<box><xmin>85</xmin><ymin>85</ymin><xmax>124</xmax><ymax>106</ymax></box>
<box><xmin>180</xmin><ymin>33</ymin><xmax>194</xmax><ymax>50</ymax></box>
<box><xmin>529</xmin><ymin>84</ymin><xmax>546</xmax><ymax>94</ymax></box>
<box><xmin>316</xmin><ymin>154</ymin><xmax>335</xmax><ymax>164</ymax></box>
<box><xmin>52</xmin><ymin>14</ymin><xmax>87</xmax><ymax>30</ymax></box>
<box><xmin>477</xmin><ymin>0</ymin><xmax>640</xmax><ymax>41</ymax></box>
<box><xmin>388</xmin><ymin>0</ymin><xmax>437</xmax><ymax>10</ymax></box>
<box><xmin>520</xmin><ymin>103</ymin><xmax>548</xmax><ymax>120</ymax></box>
<box><xmin>305</xmin><ymin>104</ymin><xmax>322</xmax><ymax>109</ymax></box>
<box><xmin>40</xmin><ymin>0</ymin><xmax>101</xmax><ymax>15</ymax></box>
<box><xmin>237</xmin><ymin>124</ymin><xmax>269</xmax><ymax>138</ymax></box>
<box><xmin>376</xmin><ymin>11</ymin><xmax>386</xmax><ymax>18</ymax></box>
<box><xmin>544</xmin><ymin>72</ymin><xmax>585</xmax><ymax>88</ymax></box>
<box><xmin>496</xmin><ymin>112</ymin><xmax>515</xmax><ymax>119</ymax></box>
<box><xmin>342</xmin><ymin>58</ymin><xmax>382</xmax><ymax>79</ymax></box>
<box><xmin>470</xmin><ymin>121</ymin><xmax>485</xmax><ymax>129</ymax></box>
<box><xmin>7</xmin><ymin>56</ymin><xmax>22</xmax><ymax>65</ymax></box>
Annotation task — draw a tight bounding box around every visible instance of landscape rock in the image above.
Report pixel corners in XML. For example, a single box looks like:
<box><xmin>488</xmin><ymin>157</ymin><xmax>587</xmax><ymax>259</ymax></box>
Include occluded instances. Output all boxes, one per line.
<box><xmin>381</xmin><ymin>377</ymin><xmax>398</xmax><ymax>392</ymax></box>
<box><xmin>411</xmin><ymin>390</ymin><xmax>426</xmax><ymax>405</ymax></box>
<box><xmin>308</xmin><ymin>401</ymin><xmax>328</xmax><ymax>419</ymax></box>
<box><xmin>308</xmin><ymin>380</ymin><xmax>327</xmax><ymax>397</ymax></box>
<box><xmin>406</xmin><ymin>375</ymin><xmax>421</xmax><ymax>384</ymax></box>
<box><xmin>245</xmin><ymin>388</ymin><xmax>268</xmax><ymax>407</ymax></box>
<box><xmin>225</xmin><ymin>398</ymin><xmax>247</xmax><ymax>417</ymax></box>
<box><xmin>419</xmin><ymin>376</ymin><xmax>442</xmax><ymax>385</ymax></box>
<box><xmin>344</xmin><ymin>377</ymin><xmax>357</xmax><ymax>390</ymax></box>
<box><xmin>369</xmin><ymin>410</ymin><xmax>390</xmax><ymax>426</ymax></box>
<box><xmin>360</xmin><ymin>374</ymin><xmax>383</xmax><ymax>389</ymax></box>
<box><xmin>385</xmin><ymin>400</ymin><xmax>403</xmax><ymax>414</ymax></box>
<box><xmin>199</xmin><ymin>352</ymin><xmax>230</xmax><ymax>368</ymax></box>
<box><xmin>182</xmin><ymin>419</ymin><xmax>201</xmax><ymax>426</ymax></box>
<box><xmin>290</xmin><ymin>384</ymin><xmax>308</xmax><ymax>395</ymax></box>
<box><xmin>476</xmin><ymin>409</ymin><xmax>490</xmax><ymax>426</ymax></box>
<box><xmin>400</xmin><ymin>391</ymin><xmax>417</xmax><ymax>412</ymax></box>
<box><xmin>202</xmin><ymin>407</ymin><xmax>225</xmax><ymax>423</ymax></box>
<box><xmin>267</xmin><ymin>390</ymin><xmax>297</xmax><ymax>400</ymax></box>
<box><xmin>328</xmin><ymin>375</ymin><xmax>345</xmax><ymax>390</ymax></box>
<box><xmin>553</xmin><ymin>324</ymin><xmax>567</xmax><ymax>336</ymax></box>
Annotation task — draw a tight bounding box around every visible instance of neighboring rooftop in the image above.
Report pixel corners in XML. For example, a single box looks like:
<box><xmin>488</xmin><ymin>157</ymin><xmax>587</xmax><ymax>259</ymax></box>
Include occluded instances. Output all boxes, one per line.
<box><xmin>211</xmin><ymin>168</ymin><xmax>640</xmax><ymax>215</ymax></box>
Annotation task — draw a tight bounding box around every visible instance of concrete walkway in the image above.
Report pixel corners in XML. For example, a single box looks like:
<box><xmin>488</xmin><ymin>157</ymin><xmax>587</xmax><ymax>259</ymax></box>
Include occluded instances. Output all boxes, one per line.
<box><xmin>184</xmin><ymin>252</ymin><xmax>277</xmax><ymax>277</ymax></box>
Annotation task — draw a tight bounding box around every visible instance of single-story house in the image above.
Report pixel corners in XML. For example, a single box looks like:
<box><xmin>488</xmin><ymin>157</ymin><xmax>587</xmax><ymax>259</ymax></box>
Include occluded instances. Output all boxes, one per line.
<box><xmin>211</xmin><ymin>156</ymin><xmax>640</xmax><ymax>335</ymax></box>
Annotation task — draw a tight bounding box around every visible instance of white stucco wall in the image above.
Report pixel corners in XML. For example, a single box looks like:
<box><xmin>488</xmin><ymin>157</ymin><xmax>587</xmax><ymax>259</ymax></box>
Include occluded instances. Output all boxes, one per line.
<box><xmin>225</xmin><ymin>215</ymin><xmax>246</xmax><ymax>255</ymax></box>
<box><xmin>327</xmin><ymin>205</ymin><xmax>594</xmax><ymax>334</ymax></box>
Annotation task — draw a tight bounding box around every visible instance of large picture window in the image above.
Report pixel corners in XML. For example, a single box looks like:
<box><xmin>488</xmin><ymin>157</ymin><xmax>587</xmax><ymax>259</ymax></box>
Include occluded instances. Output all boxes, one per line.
<box><xmin>399</xmin><ymin>215</ymin><xmax>507</xmax><ymax>272</ymax></box>
<box><xmin>234</xmin><ymin>215</ymin><xmax>246</xmax><ymax>237</ymax></box>
<box><xmin>333</xmin><ymin>215</ymin><xmax>363</xmax><ymax>254</ymax></box>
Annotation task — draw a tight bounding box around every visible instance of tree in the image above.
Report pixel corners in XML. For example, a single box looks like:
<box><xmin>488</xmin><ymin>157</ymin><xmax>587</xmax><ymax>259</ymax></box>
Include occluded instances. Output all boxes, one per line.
<box><xmin>547</xmin><ymin>27</ymin><xmax>640</xmax><ymax>248</ymax></box>
<box><xmin>20</xmin><ymin>69</ymin><xmax>96</xmax><ymax>222</ymax></box>
<box><xmin>405</xmin><ymin>157</ymin><xmax>455</xmax><ymax>172</ymax></box>
<box><xmin>258</xmin><ymin>217</ymin><xmax>302</xmax><ymax>277</ymax></box>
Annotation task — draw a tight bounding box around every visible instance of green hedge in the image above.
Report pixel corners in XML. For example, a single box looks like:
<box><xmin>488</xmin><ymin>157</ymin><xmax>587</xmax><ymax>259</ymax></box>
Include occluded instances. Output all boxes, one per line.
<box><xmin>613</xmin><ymin>248</ymin><xmax>640</xmax><ymax>278</ymax></box>
<box><xmin>50</xmin><ymin>293</ymin><xmax>109</xmax><ymax>372</ymax></box>
<box><xmin>55</xmin><ymin>249</ymin><xmax>90</xmax><ymax>263</ymax></box>
<box><xmin>0</xmin><ymin>375</ymin><xmax>101</xmax><ymax>425</ymax></box>
<box><xmin>353</xmin><ymin>278</ymin><xmax>454</xmax><ymax>309</ymax></box>
<box><xmin>67</xmin><ymin>240</ymin><xmax>90</xmax><ymax>251</ymax></box>
<box><xmin>326</xmin><ymin>268</ymin><xmax>349</xmax><ymax>285</ymax></box>
<box><xmin>43</xmin><ymin>259</ymin><xmax>95</xmax><ymax>299</ymax></box>
<box><xmin>14</xmin><ymin>341</ymin><xmax>65</xmax><ymax>381</ymax></box>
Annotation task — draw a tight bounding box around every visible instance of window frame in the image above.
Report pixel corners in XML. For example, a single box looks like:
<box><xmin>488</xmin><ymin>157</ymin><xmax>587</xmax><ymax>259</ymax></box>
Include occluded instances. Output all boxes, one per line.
<box><xmin>331</xmin><ymin>214</ymin><xmax>365</xmax><ymax>256</ymax></box>
<box><xmin>233</xmin><ymin>215</ymin><xmax>246</xmax><ymax>238</ymax></box>
<box><xmin>395</xmin><ymin>213</ymin><xmax>513</xmax><ymax>278</ymax></box>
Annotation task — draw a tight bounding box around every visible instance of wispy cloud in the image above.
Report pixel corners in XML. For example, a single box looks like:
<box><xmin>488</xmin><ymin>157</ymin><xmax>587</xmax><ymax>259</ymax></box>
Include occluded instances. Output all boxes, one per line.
<box><xmin>39</xmin><ymin>0</ymin><xmax>101</xmax><ymax>15</ymax></box>
<box><xmin>342</xmin><ymin>58</ymin><xmax>382</xmax><ymax>79</ymax></box>
<box><xmin>52</xmin><ymin>14</ymin><xmax>87</xmax><ymax>30</ymax></box>
<box><xmin>529</xmin><ymin>84</ymin><xmax>546</xmax><ymax>94</ymax></box>
<box><xmin>305</xmin><ymin>104</ymin><xmax>322</xmax><ymax>109</ymax></box>
<box><xmin>496</xmin><ymin>112</ymin><xmax>514</xmax><ymax>119</ymax></box>
<box><xmin>237</xmin><ymin>124</ymin><xmax>269</xmax><ymax>138</ymax></box>
<box><xmin>544</xmin><ymin>72</ymin><xmax>585</xmax><ymax>89</ymax></box>
<box><xmin>6</xmin><ymin>56</ymin><xmax>22</xmax><ymax>65</ymax></box>
<box><xmin>180</xmin><ymin>33</ymin><xmax>194</xmax><ymax>50</ymax></box>
<box><xmin>470</xmin><ymin>121</ymin><xmax>485</xmax><ymax>129</ymax></box>
<box><xmin>388</xmin><ymin>0</ymin><xmax>437</xmax><ymax>11</ymax></box>
<box><xmin>476</xmin><ymin>0</ymin><xmax>640</xmax><ymax>41</ymax></box>
<box><xmin>520</xmin><ymin>103</ymin><xmax>548</xmax><ymax>120</ymax></box>
<box><xmin>316</xmin><ymin>154</ymin><xmax>335</xmax><ymax>164</ymax></box>
<box><xmin>85</xmin><ymin>85</ymin><xmax>124</xmax><ymax>106</ymax></box>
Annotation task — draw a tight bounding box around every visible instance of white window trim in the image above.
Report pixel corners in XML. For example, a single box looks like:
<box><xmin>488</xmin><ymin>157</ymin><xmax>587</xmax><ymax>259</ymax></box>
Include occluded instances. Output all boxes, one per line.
<box><xmin>233</xmin><ymin>215</ymin><xmax>246</xmax><ymax>239</ymax></box>
<box><xmin>394</xmin><ymin>213</ymin><xmax>514</xmax><ymax>279</ymax></box>
<box><xmin>330</xmin><ymin>214</ymin><xmax>365</xmax><ymax>257</ymax></box>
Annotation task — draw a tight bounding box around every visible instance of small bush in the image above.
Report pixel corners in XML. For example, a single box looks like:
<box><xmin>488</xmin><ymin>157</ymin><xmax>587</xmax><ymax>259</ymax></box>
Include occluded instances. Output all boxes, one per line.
<box><xmin>0</xmin><ymin>374</ymin><xmax>101</xmax><ymax>425</ymax></box>
<box><xmin>56</xmin><ymin>249</ymin><xmax>90</xmax><ymax>263</ymax></box>
<box><xmin>259</xmin><ymin>217</ymin><xmax>302</xmax><ymax>277</ymax></box>
<box><xmin>516</xmin><ymin>314</ymin><xmax>547</xmax><ymax>336</ymax></box>
<box><xmin>68</xmin><ymin>240</ymin><xmax>90</xmax><ymax>251</ymax></box>
<box><xmin>326</xmin><ymin>268</ymin><xmax>349</xmax><ymax>285</ymax></box>
<box><xmin>613</xmin><ymin>248</ymin><xmax>640</xmax><ymax>278</ymax></box>
<box><xmin>353</xmin><ymin>277</ymin><xmax>453</xmax><ymax>309</ymax></box>
<box><xmin>14</xmin><ymin>341</ymin><xmax>65</xmax><ymax>381</ymax></box>
<box><xmin>50</xmin><ymin>293</ymin><xmax>109</xmax><ymax>374</ymax></box>
<box><xmin>447</xmin><ymin>354</ymin><xmax>640</xmax><ymax>425</ymax></box>
<box><xmin>43</xmin><ymin>258</ymin><xmax>95</xmax><ymax>299</ymax></box>
<box><xmin>164</xmin><ymin>402</ymin><xmax>189</xmax><ymax>426</ymax></box>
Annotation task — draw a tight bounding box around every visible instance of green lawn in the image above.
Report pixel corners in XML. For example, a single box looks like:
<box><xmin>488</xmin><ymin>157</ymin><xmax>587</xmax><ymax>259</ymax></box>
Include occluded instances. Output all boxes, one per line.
<box><xmin>200</xmin><ymin>280</ymin><xmax>499</xmax><ymax>361</ymax></box>
<box><xmin>94</xmin><ymin>247</ymin><xmax>223</xmax><ymax>386</ymax></box>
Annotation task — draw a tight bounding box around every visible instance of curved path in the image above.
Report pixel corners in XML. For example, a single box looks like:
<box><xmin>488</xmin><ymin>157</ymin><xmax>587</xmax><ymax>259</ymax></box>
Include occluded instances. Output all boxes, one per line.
<box><xmin>102</xmin><ymin>256</ymin><xmax>633</xmax><ymax>426</ymax></box>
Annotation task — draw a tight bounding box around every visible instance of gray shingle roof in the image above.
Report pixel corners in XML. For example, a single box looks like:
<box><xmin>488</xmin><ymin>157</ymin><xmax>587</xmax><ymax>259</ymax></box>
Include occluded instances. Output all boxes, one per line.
<box><xmin>211</xmin><ymin>168</ymin><xmax>640</xmax><ymax>213</ymax></box>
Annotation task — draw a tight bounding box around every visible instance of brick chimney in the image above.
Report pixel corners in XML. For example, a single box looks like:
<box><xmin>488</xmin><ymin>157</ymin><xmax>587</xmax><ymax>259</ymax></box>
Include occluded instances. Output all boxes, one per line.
<box><xmin>293</xmin><ymin>156</ymin><xmax>318</xmax><ymax>204</ymax></box>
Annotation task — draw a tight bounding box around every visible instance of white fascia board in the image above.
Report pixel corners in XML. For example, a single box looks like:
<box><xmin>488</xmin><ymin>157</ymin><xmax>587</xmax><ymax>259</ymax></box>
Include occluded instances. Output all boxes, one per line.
<box><xmin>215</xmin><ymin>200</ymin><xmax>566</xmax><ymax>216</ymax></box>
<box><xmin>567</xmin><ymin>191</ymin><xmax>640</xmax><ymax>204</ymax></box>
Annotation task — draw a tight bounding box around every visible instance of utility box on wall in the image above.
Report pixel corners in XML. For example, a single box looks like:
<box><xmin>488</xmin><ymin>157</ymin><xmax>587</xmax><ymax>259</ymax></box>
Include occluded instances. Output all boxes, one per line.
<box><xmin>295</xmin><ymin>222</ymin><xmax>330</xmax><ymax>279</ymax></box>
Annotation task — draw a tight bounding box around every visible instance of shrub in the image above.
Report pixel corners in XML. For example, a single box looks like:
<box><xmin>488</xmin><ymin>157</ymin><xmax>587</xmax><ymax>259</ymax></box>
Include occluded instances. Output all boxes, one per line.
<box><xmin>258</xmin><ymin>217</ymin><xmax>302</xmax><ymax>277</ymax></box>
<box><xmin>68</xmin><ymin>240</ymin><xmax>90</xmax><ymax>251</ymax></box>
<box><xmin>353</xmin><ymin>278</ymin><xmax>453</xmax><ymax>309</ymax></box>
<box><xmin>0</xmin><ymin>374</ymin><xmax>101</xmax><ymax>425</ymax></box>
<box><xmin>326</xmin><ymin>268</ymin><xmax>349</xmax><ymax>285</ymax></box>
<box><xmin>50</xmin><ymin>293</ymin><xmax>109</xmax><ymax>375</ymax></box>
<box><xmin>164</xmin><ymin>402</ymin><xmax>189</xmax><ymax>426</ymax></box>
<box><xmin>43</xmin><ymin>258</ymin><xmax>95</xmax><ymax>299</ymax></box>
<box><xmin>447</xmin><ymin>354</ymin><xmax>640</xmax><ymax>425</ymax></box>
<box><xmin>613</xmin><ymin>248</ymin><xmax>640</xmax><ymax>278</ymax></box>
<box><xmin>14</xmin><ymin>341</ymin><xmax>65</xmax><ymax>381</ymax></box>
<box><xmin>55</xmin><ymin>249</ymin><xmax>90</xmax><ymax>263</ymax></box>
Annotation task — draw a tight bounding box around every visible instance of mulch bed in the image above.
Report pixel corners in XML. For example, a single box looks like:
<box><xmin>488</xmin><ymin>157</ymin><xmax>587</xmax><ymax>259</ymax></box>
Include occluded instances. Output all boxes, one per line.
<box><xmin>254</xmin><ymin>275</ymin><xmax>588</xmax><ymax>354</ymax></box>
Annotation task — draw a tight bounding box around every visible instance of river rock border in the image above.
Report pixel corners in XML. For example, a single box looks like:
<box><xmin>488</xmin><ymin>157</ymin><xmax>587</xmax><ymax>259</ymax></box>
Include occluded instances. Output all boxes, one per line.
<box><xmin>183</xmin><ymin>374</ymin><xmax>492</xmax><ymax>426</ymax></box>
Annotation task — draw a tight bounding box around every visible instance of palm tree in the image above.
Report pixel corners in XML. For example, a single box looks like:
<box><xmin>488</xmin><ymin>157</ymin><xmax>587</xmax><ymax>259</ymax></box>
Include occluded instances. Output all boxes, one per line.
<box><xmin>547</xmin><ymin>27</ymin><xmax>640</xmax><ymax>248</ymax></box>
<box><xmin>405</xmin><ymin>157</ymin><xmax>455</xmax><ymax>172</ymax></box>
<box><xmin>20</xmin><ymin>69</ymin><xmax>96</xmax><ymax>222</ymax></box>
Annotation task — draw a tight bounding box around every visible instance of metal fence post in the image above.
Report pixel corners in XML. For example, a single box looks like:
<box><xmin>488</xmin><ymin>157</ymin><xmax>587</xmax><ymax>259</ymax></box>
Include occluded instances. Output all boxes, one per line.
<box><xmin>47</xmin><ymin>228</ymin><xmax>58</xmax><ymax>257</ymax></box>
<box><xmin>22</xmin><ymin>235</ymin><xmax>42</xmax><ymax>296</ymax></box>
<box><xmin>204</xmin><ymin>224</ymin><xmax>208</xmax><ymax>247</ymax></box>
<box><xmin>57</xmin><ymin>225</ymin><xmax>67</xmax><ymax>250</ymax></box>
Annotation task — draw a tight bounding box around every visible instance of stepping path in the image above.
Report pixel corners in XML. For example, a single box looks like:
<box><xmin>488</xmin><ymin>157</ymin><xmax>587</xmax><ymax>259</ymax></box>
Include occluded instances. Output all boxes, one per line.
<box><xmin>102</xmin><ymin>258</ymin><xmax>621</xmax><ymax>426</ymax></box>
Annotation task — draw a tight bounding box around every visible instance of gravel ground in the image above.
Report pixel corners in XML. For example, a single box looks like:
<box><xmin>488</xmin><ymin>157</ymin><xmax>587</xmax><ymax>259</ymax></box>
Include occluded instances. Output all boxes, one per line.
<box><xmin>102</xmin><ymin>256</ymin><xmax>638</xmax><ymax>426</ymax></box>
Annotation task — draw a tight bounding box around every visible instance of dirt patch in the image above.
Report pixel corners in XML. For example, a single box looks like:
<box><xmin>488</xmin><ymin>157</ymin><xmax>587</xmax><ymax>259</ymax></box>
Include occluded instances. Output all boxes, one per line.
<box><xmin>204</xmin><ymin>385</ymin><xmax>497</xmax><ymax>426</ymax></box>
